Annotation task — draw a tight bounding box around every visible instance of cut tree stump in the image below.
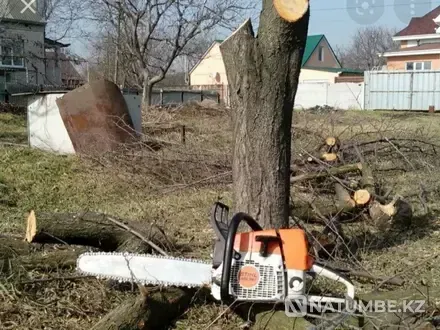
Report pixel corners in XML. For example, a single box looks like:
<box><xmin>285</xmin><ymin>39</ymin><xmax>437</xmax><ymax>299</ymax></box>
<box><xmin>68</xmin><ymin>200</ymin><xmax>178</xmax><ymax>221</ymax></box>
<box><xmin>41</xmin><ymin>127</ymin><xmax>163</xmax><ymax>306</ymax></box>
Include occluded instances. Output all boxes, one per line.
<box><xmin>90</xmin><ymin>288</ymin><xmax>194</xmax><ymax>330</ymax></box>
<box><xmin>369</xmin><ymin>197</ymin><xmax>413</xmax><ymax>230</ymax></box>
<box><xmin>25</xmin><ymin>211</ymin><xmax>170</xmax><ymax>254</ymax></box>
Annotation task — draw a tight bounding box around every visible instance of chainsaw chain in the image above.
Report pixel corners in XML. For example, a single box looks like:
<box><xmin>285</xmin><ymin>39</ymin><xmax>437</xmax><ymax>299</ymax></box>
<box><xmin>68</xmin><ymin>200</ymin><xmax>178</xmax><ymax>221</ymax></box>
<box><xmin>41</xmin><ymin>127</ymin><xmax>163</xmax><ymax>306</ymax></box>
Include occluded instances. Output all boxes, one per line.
<box><xmin>76</xmin><ymin>251</ymin><xmax>212</xmax><ymax>288</ymax></box>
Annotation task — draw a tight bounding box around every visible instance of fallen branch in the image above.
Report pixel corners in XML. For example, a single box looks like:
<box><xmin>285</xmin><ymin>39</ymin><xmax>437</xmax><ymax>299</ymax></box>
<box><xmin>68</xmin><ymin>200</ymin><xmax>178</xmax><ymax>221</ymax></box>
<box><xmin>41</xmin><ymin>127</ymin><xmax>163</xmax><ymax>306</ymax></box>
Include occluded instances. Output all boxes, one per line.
<box><xmin>106</xmin><ymin>216</ymin><xmax>168</xmax><ymax>256</ymax></box>
<box><xmin>291</xmin><ymin>163</ymin><xmax>362</xmax><ymax>184</ymax></box>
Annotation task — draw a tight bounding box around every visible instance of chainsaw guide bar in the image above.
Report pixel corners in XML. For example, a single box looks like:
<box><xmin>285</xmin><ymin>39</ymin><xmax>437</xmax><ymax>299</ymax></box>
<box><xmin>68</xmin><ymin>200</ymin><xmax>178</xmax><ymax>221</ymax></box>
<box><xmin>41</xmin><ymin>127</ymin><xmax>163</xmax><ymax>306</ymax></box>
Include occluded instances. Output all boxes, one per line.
<box><xmin>76</xmin><ymin>252</ymin><xmax>213</xmax><ymax>288</ymax></box>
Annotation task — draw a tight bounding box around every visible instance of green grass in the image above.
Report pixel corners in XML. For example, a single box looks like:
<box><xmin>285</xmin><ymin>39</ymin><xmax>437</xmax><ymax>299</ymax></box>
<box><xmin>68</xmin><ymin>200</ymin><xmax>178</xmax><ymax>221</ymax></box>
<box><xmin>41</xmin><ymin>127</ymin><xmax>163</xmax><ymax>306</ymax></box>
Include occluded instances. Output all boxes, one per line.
<box><xmin>2</xmin><ymin>108</ymin><xmax>440</xmax><ymax>329</ymax></box>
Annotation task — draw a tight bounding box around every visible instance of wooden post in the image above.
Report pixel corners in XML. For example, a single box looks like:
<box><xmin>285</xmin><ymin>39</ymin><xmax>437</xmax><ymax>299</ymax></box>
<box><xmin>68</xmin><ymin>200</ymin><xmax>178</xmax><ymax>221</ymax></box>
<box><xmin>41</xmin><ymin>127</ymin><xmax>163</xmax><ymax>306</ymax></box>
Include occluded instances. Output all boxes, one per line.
<box><xmin>429</xmin><ymin>105</ymin><xmax>435</xmax><ymax>113</ymax></box>
<box><xmin>181</xmin><ymin>125</ymin><xmax>186</xmax><ymax>144</ymax></box>
<box><xmin>160</xmin><ymin>89</ymin><xmax>164</xmax><ymax>106</ymax></box>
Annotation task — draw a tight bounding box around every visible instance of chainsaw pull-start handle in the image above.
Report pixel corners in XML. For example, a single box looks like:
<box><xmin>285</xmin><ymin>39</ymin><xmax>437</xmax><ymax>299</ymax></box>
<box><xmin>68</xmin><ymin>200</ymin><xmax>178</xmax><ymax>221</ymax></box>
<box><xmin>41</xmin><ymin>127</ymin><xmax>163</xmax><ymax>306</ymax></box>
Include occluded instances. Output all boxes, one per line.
<box><xmin>220</xmin><ymin>212</ymin><xmax>262</xmax><ymax>301</ymax></box>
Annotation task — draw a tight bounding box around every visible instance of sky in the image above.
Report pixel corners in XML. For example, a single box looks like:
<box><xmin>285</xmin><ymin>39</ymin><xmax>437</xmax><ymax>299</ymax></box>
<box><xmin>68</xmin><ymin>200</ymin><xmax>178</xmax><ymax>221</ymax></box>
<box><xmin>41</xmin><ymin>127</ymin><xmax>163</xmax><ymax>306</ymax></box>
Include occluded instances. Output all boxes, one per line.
<box><xmin>307</xmin><ymin>0</ymin><xmax>440</xmax><ymax>47</ymax></box>
<box><xmin>68</xmin><ymin>0</ymin><xmax>440</xmax><ymax>61</ymax></box>
<box><xmin>212</xmin><ymin>0</ymin><xmax>440</xmax><ymax>49</ymax></box>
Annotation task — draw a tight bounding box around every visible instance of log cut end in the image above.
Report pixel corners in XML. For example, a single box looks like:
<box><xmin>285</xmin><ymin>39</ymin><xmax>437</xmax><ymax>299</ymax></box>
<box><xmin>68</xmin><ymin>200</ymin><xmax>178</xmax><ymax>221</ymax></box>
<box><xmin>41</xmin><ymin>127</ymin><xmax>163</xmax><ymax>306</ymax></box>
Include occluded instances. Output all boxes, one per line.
<box><xmin>25</xmin><ymin>210</ymin><xmax>37</xmax><ymax>243</ymax></box>
<box><xmin>354</xmin><ymin>189</ymin><xmax>371</xmax><ymax>206</ymax></box>
<box><xmin>321</xmin><ymin>153</ymin><xmax>338</xmax><ymax>162</ymax></box>
<box><xmin>273</xmin><ymin>0</ymin><xmax>309</xmax><ymax>22</ymax></box>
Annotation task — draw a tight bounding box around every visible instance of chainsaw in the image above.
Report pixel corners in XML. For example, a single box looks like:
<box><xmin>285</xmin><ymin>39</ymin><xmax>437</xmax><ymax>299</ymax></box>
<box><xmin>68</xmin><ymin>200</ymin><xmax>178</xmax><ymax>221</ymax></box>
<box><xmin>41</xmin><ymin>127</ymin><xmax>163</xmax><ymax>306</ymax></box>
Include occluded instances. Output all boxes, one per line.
<box><xmin>76</xmin><ymin>202</ymin><xmax>355</xmax><ymax>310</ymax></box>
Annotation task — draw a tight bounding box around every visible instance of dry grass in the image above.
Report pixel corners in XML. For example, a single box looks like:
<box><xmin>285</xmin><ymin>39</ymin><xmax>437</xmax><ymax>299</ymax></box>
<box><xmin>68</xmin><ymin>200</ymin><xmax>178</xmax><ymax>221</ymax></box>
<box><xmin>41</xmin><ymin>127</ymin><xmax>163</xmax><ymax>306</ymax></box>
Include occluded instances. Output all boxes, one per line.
<box><xmin>1</xmin><ymin>106</ymin><xmax>440</xmax><ymax>329</ymax></box>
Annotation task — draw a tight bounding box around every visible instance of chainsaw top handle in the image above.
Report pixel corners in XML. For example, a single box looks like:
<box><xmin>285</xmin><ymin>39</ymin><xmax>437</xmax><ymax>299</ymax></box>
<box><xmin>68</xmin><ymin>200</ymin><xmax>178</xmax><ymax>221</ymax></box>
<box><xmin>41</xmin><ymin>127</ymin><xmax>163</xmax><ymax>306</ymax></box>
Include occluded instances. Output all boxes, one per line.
<box><xmin>220</xmin><ymin>212</ymin><xmax>263</xmax><ymax>301</ymax></box>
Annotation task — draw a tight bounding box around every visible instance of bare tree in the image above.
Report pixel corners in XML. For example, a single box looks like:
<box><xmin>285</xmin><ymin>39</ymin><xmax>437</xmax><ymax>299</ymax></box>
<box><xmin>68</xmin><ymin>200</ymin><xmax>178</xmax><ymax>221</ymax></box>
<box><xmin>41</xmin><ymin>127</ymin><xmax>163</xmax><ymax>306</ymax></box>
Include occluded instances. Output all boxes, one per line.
<box><xmin>38</xmin><ymin>0</ymin><xmax>90</xmax><ymax>41</ymax></box>
<box><xmin>91</xmin><ymin>0</ymin><xmax>252</xmax><ymax>111</ymax></box>
<box><xmin>336</xmin><ymin>26</ymin><xmax>399</xmax><ymax>70</ymax></box>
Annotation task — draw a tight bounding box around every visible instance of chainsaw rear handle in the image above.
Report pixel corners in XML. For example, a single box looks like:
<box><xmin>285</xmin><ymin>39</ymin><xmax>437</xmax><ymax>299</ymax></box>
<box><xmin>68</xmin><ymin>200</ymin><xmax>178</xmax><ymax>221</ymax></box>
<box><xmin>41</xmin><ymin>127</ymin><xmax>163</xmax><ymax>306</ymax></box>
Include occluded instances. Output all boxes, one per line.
<box><xmin>220</xmin><ymin>212</ymin><xmax>263</xmax><ymax>301</ymax></box>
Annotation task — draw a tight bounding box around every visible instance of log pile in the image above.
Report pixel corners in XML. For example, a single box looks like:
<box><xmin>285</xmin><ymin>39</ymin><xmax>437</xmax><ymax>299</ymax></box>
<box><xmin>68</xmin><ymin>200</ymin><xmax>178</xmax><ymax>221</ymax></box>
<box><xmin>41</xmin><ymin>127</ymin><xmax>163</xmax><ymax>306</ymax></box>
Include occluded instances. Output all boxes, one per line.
<box><xmin>290</xmin><ymin>136</ymin><xmax>414</xmax><ymax>258</ymax></box>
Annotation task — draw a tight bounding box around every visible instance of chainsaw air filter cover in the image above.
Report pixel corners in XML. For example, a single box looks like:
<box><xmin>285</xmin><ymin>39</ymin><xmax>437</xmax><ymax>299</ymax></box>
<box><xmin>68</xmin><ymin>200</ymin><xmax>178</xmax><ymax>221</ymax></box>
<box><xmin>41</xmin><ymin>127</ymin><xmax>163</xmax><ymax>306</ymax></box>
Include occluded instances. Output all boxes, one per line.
<box><xmin>229</xmin><ymin>229</ymin><xmax>313</xmax><ymax>302</ymax></box>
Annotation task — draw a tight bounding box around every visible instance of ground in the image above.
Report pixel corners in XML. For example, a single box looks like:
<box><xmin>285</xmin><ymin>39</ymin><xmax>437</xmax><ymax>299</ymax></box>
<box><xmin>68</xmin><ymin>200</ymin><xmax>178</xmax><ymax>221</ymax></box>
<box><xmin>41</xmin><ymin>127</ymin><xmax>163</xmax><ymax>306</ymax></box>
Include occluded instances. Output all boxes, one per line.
<box><xmin>1</xmin><ymin>106</ymin><xmax>440</xmax><ymax>329</ymax></box>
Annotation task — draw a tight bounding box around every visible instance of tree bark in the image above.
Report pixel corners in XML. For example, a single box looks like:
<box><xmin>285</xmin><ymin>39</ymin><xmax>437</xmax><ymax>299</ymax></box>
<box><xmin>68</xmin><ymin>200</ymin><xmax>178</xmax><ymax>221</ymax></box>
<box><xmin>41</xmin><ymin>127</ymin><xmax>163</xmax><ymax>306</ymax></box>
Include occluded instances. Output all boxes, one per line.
<box><xmin>219</xmin><ymin>2</ymin><xmax>309</xmax><ymax>228</ymax></box>
<box><xmin>90</xmin><ymin>288</ymin><xmax>194</xmax><ymax>330</ymax></box>
<box><xmin>25</xmin><ymin>211</ymin><xmax>171</xmax><ymax>254</ymax></box>
<box><xmin>141</xmin><ymin>76</ymin><xmax>154</xmax><ymax>112</ymax></box>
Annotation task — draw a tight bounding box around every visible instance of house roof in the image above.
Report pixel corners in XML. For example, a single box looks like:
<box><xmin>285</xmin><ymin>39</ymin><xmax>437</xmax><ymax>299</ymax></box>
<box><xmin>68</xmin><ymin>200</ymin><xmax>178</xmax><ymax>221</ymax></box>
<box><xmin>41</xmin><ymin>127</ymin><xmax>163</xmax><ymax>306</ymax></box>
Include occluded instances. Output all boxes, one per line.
<box><xmin>189</xmin><ymin>35</ymin><xmax>344</xmax><ymax>75</ymax></box>
<box><xmin>381</xmin><ymin>42</ymin><xmax>440</xmax><ymax>57</ymax></box>
<box><xmin>0</xmin><ymin>0</ymin><xmax>45</xmax><ymax>24</ymax></box>
<box><xmin>45</xmin><ymin>38</ymin><xmax>70</xmax><ymax>48</ymax></box>
<box><xmin>395</xmin><ymin>5</ymin><xmax>440</xmax><ymax>37</ymax></box>
<box><xmin>302</xmin><ymin>35</ymin><xmax>324</xmax><ymax>66</ymax></box>
<box><xmin>189</xmin><ymin>40</ymin><xmax>221</xmax><ymax>75</ymax></box>
<box><xmin>301</xmin><ymin>35</ymin><xmax>342</xmax><ymax>68</ymax></box>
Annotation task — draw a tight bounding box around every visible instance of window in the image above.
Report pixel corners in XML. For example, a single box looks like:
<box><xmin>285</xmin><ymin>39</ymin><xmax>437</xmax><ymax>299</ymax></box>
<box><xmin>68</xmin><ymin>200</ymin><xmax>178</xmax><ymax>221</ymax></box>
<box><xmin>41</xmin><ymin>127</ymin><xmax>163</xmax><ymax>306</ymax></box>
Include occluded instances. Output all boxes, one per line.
<box><xmin>0</xmin><ymin>39</ymin><xmax>24</xmax><ymax>67</ymax></box>
<box><xmin>406</xmin><ymin>61</ymin><xmax>432</xmax><ymax>71</ymax></box>
<box><xmin>318</xmin><ymin>46</ymin><xmax>324</xmax><ymax>62</ymax></box>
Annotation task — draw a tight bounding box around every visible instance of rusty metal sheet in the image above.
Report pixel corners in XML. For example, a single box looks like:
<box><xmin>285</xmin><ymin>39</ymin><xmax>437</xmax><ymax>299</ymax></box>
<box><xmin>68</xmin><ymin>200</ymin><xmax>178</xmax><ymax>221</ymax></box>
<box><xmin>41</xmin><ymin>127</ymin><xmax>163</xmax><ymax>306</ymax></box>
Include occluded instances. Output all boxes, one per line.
<box><xmin>56</xmin><ymin>79</ymin><xmax>136</xmax><ymax>154</ymax></box>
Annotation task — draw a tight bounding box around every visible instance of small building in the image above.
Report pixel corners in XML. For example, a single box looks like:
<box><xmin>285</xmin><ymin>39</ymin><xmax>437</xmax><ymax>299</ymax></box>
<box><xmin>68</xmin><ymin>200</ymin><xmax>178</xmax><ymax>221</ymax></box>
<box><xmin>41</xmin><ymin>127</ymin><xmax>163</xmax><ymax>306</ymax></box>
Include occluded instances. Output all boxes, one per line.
<box><xmin>382</xmin><ymin>5</ymin><xmax>440</xmax><ymax>70</ymax></box>
<box><xmin>299</xmin><ymin>35</ymin><xmax>363</xmax><ymax>83</ymax></box>
<box><xmin>189</xmin><ymin>34</ymin><xmax>363</xmax><ymax>105</ymax></box>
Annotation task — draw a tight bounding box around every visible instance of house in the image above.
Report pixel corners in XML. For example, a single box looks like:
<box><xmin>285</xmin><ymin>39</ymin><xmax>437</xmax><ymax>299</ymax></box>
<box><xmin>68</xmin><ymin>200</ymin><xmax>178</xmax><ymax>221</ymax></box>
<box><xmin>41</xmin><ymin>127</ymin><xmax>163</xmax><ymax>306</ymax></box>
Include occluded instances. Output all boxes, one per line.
<box><xmin>45</xmin><ymin>48</ymin><xmax>86</xmax><ymax>88</ymax></box>
<box><xmin>189</xmin><ymin>35</ymin><xmax>363</xmax><ymax>104</ymax></box>
<box><xmin>298</xmin><ymin>35</ymin><xmax>364</xmax><ymax>83</ymax></box>
<box><xmin>0</xmin><ymin>0</ymin><xmax>46</xmax><ymax>89</ymax></box>
<box><xmin>0</xmin><ymin>0</ymin><xmax>85</xmax><ymax>96</ymax></box>
<box><xmin>382</xmin><ymin>6</ymin><xmax>440</xmax><ymax>70</ymax></box>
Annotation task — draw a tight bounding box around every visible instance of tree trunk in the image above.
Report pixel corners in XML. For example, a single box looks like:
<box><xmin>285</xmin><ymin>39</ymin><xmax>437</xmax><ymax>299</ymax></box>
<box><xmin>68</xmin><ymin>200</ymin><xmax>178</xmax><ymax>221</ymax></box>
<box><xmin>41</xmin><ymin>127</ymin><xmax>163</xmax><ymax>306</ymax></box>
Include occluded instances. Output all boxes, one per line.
<box><xmin>219</xmin><ymin>2</ymin><xmax>309</xmax><ymax>228</ymax></box>
<box><xmin>141</xmin><ymin>76</ymin><xmax>154</xmax><ymax>112</ymax></box>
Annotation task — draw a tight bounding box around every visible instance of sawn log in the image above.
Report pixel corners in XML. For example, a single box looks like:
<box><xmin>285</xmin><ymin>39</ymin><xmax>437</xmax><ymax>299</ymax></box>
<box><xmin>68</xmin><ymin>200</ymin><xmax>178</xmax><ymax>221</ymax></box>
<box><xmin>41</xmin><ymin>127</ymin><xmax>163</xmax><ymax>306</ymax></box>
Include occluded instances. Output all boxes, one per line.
<box><xmin>25</xmin><ymin>210</ymin><xmax>170</xmax><ymax>254</ymax></box>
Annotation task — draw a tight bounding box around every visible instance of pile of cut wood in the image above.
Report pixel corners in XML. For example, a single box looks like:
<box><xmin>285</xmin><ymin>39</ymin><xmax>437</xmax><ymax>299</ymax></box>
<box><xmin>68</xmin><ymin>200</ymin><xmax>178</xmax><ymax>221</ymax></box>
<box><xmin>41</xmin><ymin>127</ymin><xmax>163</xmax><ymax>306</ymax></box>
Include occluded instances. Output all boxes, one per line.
<box><xmin>290</xmin><ymin>136</ymin><xmax>414</xmax><ymax>258</ymax></box>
